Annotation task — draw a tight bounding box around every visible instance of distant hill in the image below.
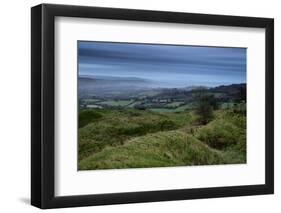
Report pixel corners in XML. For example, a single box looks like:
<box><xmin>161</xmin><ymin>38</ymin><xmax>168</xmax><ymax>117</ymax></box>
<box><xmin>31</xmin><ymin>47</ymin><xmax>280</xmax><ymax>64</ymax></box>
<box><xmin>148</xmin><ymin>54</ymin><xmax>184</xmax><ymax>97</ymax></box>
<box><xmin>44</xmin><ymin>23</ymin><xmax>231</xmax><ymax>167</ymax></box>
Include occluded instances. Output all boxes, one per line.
<box><xmin>149</xmin><ymin>83</ymin><xmax>246</xmax><ymax>102</ymax></box>
<box><xmin>79</xmin><ymin>75</ymin><xmax>246</xmax><ymax>100</ymax></box>
<box><xmin>209</xmin><ymin>83</ymin><xmax>246</xmax><ymax>94</ymax></box>
<box><xmin>79</xmin><ymin>75</ymin><xmax>152</xmax><ymax>98</ymax></box>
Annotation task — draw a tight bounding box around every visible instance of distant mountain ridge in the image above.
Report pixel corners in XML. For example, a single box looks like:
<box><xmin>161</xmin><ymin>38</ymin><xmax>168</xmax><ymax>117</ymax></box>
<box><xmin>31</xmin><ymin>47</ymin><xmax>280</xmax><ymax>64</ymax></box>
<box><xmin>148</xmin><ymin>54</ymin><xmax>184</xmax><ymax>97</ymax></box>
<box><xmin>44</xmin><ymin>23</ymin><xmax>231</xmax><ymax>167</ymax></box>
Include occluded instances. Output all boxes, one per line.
<box><xmin>79</xmin><ymin>75</ymin><xmax>246</xmax><ymax>99</ymax></box>
<box><xmin>79</xmin><ymin>75</ymin><xmax>153</xmax><ymax>98</ymax></box>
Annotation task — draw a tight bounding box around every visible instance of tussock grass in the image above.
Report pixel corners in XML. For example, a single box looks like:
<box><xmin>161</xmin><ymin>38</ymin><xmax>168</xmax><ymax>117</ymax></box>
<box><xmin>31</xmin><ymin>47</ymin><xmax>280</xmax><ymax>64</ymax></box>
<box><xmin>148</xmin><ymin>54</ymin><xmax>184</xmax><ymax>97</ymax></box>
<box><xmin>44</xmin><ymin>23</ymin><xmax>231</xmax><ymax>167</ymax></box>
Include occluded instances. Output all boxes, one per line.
<box><xmin>196</xmin><ymin>111</ymin><xmax>246</xmax><ymax>149</ymax></box>
<box><xmin>195</xmin><ymin>111</ymin><xmax>246</xmax><ymax>162</ymax></box>
<box><xmin>78</xmin><ymin>109</ymin><xmax>246</xmax><ymax>169</ymax></box>
<box><xmin>78</xmin><ymin>109</ymin><xmax>192</xmax><ymax>160</ymax></box>
<box><xmin>79</xmin><ymin>130</ymin><xmax>226</xmax><ymax>170</ymax></box>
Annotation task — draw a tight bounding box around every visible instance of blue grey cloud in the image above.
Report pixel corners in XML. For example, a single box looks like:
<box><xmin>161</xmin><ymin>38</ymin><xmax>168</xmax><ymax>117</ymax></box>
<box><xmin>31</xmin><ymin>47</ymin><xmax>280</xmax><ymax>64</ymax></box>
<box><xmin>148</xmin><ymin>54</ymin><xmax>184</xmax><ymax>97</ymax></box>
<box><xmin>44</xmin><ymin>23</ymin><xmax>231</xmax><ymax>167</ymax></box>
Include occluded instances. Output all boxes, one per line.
<box><xmin>78</xmin><ymin>41</ymin><xmax>246</xmax><ymax>87</ymax></box>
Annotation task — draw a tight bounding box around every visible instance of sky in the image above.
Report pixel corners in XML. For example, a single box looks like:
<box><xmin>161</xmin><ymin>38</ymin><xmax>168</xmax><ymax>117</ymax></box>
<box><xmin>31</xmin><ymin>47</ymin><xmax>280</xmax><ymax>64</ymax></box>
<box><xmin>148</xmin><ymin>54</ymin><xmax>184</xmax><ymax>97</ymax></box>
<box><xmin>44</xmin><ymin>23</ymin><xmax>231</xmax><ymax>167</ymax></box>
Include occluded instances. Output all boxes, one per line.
<box><xmin>78</xmin><ymin>41</ymin><xmax>246</xmax><ymax>88</ymax></box>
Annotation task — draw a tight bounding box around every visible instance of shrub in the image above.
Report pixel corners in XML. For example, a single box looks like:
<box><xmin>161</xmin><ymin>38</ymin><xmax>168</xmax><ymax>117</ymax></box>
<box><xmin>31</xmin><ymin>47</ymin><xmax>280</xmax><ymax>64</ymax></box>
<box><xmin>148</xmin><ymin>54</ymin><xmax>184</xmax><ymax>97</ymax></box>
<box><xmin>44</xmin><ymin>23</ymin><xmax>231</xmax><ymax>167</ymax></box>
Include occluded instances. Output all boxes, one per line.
<box><xmin>193</xmin><ymin>91</ymin><xmax>217</xmax><ymax>124</ymax></box>
<box><xmin>79</xmin><ymin>110</ymin><xmax>103</xmax><ymax>128</ymax></box>
<box><xmin>196</xmin><ymin>119</ymin><xmax>244</xmax><ymax>150</ymax></box>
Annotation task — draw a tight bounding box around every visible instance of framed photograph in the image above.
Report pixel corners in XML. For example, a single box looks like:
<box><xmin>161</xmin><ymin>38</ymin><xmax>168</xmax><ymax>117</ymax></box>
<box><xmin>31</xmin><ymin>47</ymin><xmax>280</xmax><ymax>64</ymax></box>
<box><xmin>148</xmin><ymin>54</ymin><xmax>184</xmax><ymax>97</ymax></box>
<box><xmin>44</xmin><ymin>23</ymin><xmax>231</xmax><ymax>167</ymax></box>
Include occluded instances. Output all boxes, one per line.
<box><xmin>31</xmin><ymin>4</ymin><xmax>274</xmax><ymax>209</ymax></box>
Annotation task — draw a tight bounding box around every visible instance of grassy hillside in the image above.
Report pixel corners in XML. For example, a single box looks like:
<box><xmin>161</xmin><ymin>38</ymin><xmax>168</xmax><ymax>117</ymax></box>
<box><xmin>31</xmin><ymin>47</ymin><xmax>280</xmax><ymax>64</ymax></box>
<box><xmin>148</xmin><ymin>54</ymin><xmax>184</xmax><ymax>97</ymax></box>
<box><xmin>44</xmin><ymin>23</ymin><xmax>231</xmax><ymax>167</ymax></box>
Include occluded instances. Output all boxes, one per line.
<box><xmin>78</xmin><ymin>109</ymin><xmax>193</xmax><ymax>160</ymax></box>
<box><xmin>79</xmin><ymin>131</ymin><xmax>226</xmax><ymax>170</ymax></box>
<box><xmin>78</xmin><ymin>108</ymin><xmax>246</xmax><ymax>170</ymax></box>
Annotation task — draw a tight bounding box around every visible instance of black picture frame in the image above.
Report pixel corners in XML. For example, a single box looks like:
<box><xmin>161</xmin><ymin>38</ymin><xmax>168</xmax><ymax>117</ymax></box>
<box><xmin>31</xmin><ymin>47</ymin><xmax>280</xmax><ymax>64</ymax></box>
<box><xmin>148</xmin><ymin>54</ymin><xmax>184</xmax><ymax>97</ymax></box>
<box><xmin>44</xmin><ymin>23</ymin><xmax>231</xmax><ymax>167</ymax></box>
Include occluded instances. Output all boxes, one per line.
<box><xmin>31</xmin><ymin>3</ymin><xmax>274</xmax><ymax>209</ymax></box>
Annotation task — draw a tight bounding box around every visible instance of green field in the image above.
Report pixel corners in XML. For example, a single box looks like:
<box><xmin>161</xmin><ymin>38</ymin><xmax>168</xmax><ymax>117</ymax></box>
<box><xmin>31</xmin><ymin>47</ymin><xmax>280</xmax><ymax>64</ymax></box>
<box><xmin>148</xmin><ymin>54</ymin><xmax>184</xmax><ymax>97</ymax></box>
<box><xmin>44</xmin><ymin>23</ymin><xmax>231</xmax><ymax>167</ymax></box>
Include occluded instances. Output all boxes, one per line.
<box><xmin>78</xmin><ymin>108</ymin><xmax>246</xmax><ymax>170</ymax></box>
<box><xmin>99</xmin><ymin>100</ymin><xmax>133</xmax><ymax>107</ymax></box>
<box><xmin>149</xmin><ymin>103</ymin><xmax>193</xmax><ymax>113</ymax></box>
<box><xmin>127</xmin><ymin>101</ymin><xmax>143</xmax><ymax>108</ymax></box>
<box><xmin>82</xmin><ymin>98</ymin><xmax>102</xmax><ymax>104</ymax></box>
<box><xmin>165</xmin><ymin>101</ymin><xmax>185</xmax><ymax>107</ymax></box>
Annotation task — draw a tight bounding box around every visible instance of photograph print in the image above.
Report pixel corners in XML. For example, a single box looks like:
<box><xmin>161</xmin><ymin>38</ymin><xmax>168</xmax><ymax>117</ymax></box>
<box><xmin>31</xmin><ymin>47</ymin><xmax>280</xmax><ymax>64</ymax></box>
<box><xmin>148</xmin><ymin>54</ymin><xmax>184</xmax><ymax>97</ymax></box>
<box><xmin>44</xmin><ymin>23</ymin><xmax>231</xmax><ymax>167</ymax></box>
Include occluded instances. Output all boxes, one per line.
<box><xmin>78</xmin><ymin>41</ymin><xmax>247</xmax><ymax>171</ymax></box>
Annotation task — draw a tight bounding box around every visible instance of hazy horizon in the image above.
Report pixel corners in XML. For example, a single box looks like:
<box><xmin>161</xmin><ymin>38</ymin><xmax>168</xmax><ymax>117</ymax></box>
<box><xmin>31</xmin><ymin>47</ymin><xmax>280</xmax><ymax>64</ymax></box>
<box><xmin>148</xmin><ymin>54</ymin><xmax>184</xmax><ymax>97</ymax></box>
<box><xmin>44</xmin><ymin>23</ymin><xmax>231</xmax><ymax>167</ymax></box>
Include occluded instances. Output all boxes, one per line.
<box><xmin>78</xmin><ymin>41</ymin><xmax>246</xmax><ymax>88</ymax></box>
